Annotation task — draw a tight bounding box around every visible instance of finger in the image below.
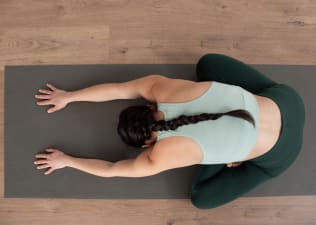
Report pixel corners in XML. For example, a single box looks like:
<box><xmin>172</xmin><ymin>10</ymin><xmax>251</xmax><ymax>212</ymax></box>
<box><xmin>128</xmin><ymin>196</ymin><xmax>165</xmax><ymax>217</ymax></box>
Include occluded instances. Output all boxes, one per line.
<box><xmin>35</xmin><ymin>94</ymin><xmax>51</xmax><ymax>99</ymax></box>
<box><xmin>37</xmin><ymin>100</ymin><xmax>52</xmax><ymax>106</ymax></box>
<box><xmin>47</xmin><ymin>106</ymin><xmax>58</xmax><ymax>113</ymax></box>
<box><xmin>37</xmin><ymin>164</ymin><xmax>50</xmax><ymax>169</ymax></box>
<box><xmin>35</xmin><ymin>154</ymin><xmax>49</xmax><ymax>158</ymax></box>
<box><xmin>45</xmin><ymin>167</ymin><xmax>54</xmax><ymax>175</ymax></box>
<box><xmin>46</xmin><ymin>83</ymin><xmax>57</xmax><ymax>91</ymax></box>
<box><xmin>38</xmin><ymin>89</ymin><xmax>52</xmax><ymax>94</ymax></box>
<box><xmin>34</xmin><ymin>160</ymin><xmax>49</xmax><ymax>165</ymax></box>
<box><xmin>46</xmin><ymin>148</ymin><xmax>56</xmax><ymax>152</ymax></box>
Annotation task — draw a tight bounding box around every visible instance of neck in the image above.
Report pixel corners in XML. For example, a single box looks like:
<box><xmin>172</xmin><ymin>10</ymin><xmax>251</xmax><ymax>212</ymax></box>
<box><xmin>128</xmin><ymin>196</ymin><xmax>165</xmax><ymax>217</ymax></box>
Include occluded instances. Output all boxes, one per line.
<box><xmin>154</xmin><ymin>110</ymin><xmax>165</xmax><ymax>121</ymax></box>
<box><xmin>143</xmin><ymin>110</ymin><xmax>162</xmax><ymax>147</ymax></box>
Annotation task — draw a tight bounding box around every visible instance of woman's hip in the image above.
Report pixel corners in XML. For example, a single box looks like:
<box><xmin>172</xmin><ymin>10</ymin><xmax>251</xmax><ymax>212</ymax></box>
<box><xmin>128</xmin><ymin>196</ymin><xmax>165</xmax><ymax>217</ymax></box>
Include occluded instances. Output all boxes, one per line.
<box><xmin>249</xmin><ymin>83</ymin><xmax>306</xmax><ymax>176</ymax></box>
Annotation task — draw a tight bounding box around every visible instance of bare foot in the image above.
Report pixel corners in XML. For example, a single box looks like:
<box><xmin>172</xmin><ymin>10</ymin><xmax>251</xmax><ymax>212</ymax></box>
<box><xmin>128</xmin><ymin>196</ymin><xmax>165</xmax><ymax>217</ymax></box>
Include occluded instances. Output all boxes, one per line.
<box><xmin>227</xmin><ymin>162</ymin><xmax>243</xmax><ymax>167</ymax></box>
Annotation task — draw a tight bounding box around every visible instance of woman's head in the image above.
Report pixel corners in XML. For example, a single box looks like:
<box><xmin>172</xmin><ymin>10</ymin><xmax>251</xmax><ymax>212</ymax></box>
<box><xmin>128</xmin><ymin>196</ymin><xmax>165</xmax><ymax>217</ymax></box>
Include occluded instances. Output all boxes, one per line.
<box><xmin>117</xmin><ymin>103</ymin><xmax>157</xmax><ymax>148</ymax></box>
<box><xmin>117</xmin><ymin>102</ymin><xmax>256</xmax><ymax>148</ymax></box>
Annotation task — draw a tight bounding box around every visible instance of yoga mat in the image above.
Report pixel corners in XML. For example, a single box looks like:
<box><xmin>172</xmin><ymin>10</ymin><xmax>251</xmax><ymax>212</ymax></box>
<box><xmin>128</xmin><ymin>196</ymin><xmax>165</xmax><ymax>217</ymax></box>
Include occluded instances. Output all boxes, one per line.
<box><xmin>4</xmin><ymin>64</ymin><xmax>314</xmax><ymax>199</ymax></box>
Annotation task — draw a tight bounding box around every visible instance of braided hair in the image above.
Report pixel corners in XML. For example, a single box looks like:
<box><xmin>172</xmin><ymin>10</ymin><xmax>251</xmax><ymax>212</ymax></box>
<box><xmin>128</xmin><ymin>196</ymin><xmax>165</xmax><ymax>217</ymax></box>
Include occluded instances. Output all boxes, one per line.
<box><xmin>117</xmin><ymin>103</ymin><xmax>256</xmax><ymax>148</ymax></box>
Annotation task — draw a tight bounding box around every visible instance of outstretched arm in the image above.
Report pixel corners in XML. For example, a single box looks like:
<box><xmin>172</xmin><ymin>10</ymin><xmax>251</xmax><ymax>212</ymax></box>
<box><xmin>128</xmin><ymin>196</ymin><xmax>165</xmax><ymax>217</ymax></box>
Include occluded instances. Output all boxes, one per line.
<box><xmin>67</xmin><ymin>147</ymin><xmax>158</xmax><ymax>178</ymax></box>
<box><xmin>35</xmin><ymin>75</ymin><xmax>164</xmax><ymax>113</ymax></box>
<box><xmin>68</xmin><ymin>74</ymin><xmax>163</xmax><ymax>102</ymax></box>
<box><xmin>34</xmin><ymin>147</ymin><xmax>159</xmax><ymax>178</ymax></box>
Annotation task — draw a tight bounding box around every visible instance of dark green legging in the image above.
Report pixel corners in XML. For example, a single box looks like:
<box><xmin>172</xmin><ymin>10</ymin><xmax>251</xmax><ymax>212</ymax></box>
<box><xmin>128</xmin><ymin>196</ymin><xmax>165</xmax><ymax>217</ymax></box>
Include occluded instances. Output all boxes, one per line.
<box><xmin>190</xmin><ymin>53</ymin><xmax>306</xmax><ymax>209</ymax></box>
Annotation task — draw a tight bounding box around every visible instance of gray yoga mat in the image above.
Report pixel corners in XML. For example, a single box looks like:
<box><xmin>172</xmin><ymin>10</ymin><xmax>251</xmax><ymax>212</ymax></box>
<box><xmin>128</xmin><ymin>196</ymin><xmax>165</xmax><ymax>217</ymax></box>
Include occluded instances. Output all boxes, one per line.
<box><xmin>4</xmin><ymin>64</ymin><xmax>314</xmax><ymax>199</ymax></box>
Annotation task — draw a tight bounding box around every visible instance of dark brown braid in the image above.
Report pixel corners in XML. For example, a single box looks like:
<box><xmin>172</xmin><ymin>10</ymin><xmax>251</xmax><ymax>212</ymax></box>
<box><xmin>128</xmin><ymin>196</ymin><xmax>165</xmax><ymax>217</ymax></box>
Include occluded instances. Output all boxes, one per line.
<box><xmin>117</xmin><ymin>103</ymin><xmax>256</xmax><ymax>148</ymax></box>
<box><xmin>150</xmin><ymin>109</ymin><xmax>256</xmax><ymax>132</ymax></box>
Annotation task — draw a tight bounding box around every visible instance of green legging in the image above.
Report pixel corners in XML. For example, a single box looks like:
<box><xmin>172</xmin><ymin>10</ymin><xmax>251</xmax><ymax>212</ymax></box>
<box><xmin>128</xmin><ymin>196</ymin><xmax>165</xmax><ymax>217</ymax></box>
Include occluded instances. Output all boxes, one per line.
<box><xmin>190</xmin><ymin>53</ymin><xmax>306</xmax><ymax>209</ymax></box>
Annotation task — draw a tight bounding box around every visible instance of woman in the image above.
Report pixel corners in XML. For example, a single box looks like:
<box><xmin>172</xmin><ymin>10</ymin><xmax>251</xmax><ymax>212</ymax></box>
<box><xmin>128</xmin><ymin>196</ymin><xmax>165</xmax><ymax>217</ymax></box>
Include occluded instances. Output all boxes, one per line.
<box><xmin>34</xmin><ymin>53</ymin><xmax>305</xmax><ymax>209</ymax></box>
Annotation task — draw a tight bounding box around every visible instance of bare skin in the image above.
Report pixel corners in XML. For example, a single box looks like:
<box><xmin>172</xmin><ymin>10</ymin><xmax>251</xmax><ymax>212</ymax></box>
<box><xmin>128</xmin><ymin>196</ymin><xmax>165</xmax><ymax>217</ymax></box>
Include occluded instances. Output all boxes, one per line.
<box><xmin>36</xmin><ymin>78</ymin><xmax>282</xmax><ymax>168</ymax></box>
<box><xmin>142</xmin><ymin>79</ymin><xmax>282</xmax><ymax>165</ymax></box>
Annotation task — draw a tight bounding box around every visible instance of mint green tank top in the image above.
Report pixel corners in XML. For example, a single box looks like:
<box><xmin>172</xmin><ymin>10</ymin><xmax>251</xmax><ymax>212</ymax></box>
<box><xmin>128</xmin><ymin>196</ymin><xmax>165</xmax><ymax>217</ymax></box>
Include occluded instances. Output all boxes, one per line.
<box><xmin>156</xmin><ymin>81</ymin><xmax>260</xmax><ymax>165</ymax></box>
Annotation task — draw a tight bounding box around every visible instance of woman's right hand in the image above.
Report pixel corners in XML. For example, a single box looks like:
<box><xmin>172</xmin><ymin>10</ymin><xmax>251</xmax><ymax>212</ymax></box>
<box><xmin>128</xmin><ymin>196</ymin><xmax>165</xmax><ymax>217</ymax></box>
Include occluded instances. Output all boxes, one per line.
<box><xmin>35</xmin><ymin>83</ymin><xmax>72</xmax><ymax>113</ymax></box>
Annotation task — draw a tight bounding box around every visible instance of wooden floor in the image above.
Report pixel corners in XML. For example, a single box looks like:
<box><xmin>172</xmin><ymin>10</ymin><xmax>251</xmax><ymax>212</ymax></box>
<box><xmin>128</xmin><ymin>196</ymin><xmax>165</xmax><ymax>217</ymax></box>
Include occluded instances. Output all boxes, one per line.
<box><xmin>0</xmin><ymin>0</ymin><xmax>315</xmax><ymax>224</ymax></box>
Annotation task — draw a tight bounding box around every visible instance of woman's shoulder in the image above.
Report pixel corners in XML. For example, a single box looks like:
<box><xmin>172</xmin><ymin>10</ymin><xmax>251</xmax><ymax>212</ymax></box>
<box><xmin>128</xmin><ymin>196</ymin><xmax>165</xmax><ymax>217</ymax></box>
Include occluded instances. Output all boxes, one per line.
<box><xmin>150</xmin><ymin>135</ymin><xmax>204</xmax><ymax>166</ymax></box>
<box><xmin>152</xmin><ymin>76</ymin><xmax>213</xmax><ymax>103</ymax></box>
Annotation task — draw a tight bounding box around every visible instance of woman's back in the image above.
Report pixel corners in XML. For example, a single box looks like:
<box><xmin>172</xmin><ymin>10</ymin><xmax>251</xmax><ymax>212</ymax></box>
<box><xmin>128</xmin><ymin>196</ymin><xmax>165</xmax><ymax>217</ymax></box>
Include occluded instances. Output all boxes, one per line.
<box><xmin>150</xmin><ymin>76</ymin><xmax>282</xmax><ymax>163</ymax></box>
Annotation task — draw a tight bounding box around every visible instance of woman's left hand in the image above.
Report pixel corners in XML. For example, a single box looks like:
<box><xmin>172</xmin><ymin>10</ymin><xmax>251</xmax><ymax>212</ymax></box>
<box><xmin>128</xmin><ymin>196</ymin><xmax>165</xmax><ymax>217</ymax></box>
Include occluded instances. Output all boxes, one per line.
<box><xmin>34</xmin><ymin>148</ymin><xmax>71</xmax><ymax>175</ymax></box>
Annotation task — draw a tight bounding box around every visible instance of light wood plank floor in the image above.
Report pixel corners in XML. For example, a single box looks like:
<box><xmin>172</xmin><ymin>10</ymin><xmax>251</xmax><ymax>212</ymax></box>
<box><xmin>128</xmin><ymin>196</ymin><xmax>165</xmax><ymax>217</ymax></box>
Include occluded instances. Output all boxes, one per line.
<box><xmin>0</xmin><ymin>1</ymin><xmax>315</xmax><ymax>224</ymax></box>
